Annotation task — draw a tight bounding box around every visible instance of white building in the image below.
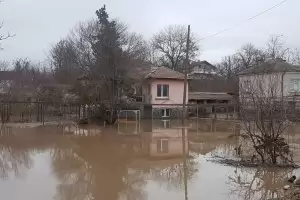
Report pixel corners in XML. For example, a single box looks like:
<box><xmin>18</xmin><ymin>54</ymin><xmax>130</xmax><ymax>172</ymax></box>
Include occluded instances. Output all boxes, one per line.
<box><xmin>238</xmin><ymin>58</ymin><xmax>300</xmax><ymax>104</ymax></box>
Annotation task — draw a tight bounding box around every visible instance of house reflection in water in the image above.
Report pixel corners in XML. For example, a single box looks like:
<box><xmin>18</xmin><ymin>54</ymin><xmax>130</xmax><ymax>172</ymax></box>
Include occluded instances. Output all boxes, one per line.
<box><xmin>62</xmin><ymin>123</ymin><xmax>102</xmax><ymax>136</ymax></box>
<box><xmin>142</xmin><ymin>120</ymin><xmax>188</xmax><ymax>159</ymax></box>
<box><xmin>59</xmin><ymin>119</ymin><xmax>189</xmax><ymax>159</ymax></box>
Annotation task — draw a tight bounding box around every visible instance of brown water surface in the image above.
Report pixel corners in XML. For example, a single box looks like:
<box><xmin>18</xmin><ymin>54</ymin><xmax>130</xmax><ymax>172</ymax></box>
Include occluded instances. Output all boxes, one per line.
<box><xmin>0</xmin><ymin>119</ymin><xmax>299</xmax><ymax>200</ymax></box>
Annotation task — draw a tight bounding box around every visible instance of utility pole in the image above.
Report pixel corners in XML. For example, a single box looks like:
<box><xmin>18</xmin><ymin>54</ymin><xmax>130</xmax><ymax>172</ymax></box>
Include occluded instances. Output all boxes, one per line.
<box><xmin>182</xmin><ymin>25</ymin><xmax>190</xmax><ymax>121</ymax></box>
<box><xmin>182</xmin><ymin>25</ymin><xmax>190</xmax><ymax>200</ymax></box>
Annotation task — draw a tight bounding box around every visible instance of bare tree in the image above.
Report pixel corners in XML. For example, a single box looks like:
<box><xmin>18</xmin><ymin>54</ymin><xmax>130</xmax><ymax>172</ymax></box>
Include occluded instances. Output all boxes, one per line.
<box><xmin>0</xmin><ymin>22</ymin><xmax>11</xmax><ymax>42</ymax></box>
<box><xmin>290</xmin><ymin>48</ymin><xmax>300</xmax><ymax>65</ymax></box>
<box><xmin>49</xmin><ymin>39</ymin><xmax>81</xmax><ymax>85</ymax></box>
<box><xmin>7</xmin><ymin>58</ymin><xmax>53</xmax><ymax>101</ymax></box>
<box><xmin>265</xmin><ymin>35</ymin><xmax>290</xmax><ymax>60</ymax></box>
<box><xmin>0</xmin><ymin>1</ymin><xmax>13</xmax><ymax>48</ymax></box>
<box><xmin>49</xmin><ymin>5</ymin><xmax>150</xmax><ymax>124</ymax></box>
<box><xmin>0</xmin><ymin>61</ymin><xmax>8</xmax><ymax>71</ymax></box>
<box><xmin>123</xmin><ymin>32</ymin><xmax>150</xmax><ymax>61</ymax></box>
<box><xmin>48</xmin><ymin>5</ymin><xmax>151</xmax><ymax>124</ymax></box>
<box><xmin>151</xmin><ymin>25</ymin><xmax>200</xmax><ymax>71</ymax></box>
<box><xmin>239</xmin><ymin>73</ymin><xmax>293</xmax><ymax>165</ymax></box>
<box><xmin>237</xmin><ymin>44</ymin><xmax>266</xmax><ymax>69</ymax></box>
<box><xmin>217</xmin><ymin>44</ymin><xmax>265</xmax><ymax>79</ymax></box>
<box><xmin>217</xmin><ymin>35</ymin><xmax>300</xmax><ymax>79</ymax></box>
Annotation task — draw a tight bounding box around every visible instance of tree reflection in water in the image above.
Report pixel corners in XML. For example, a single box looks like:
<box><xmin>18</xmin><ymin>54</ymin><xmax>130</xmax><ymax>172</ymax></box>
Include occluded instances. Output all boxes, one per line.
<box><xmin>0</xmin><ymin>125</ymin><xmax>33</xmax><ymax>179</ymax></box>
<box><xmin>51</xmin><ymin>130</ymin><xmax>199</xmax><ymax>200</ymax></box>
<box><xmin>147</xmin><ymin>159</ymin><xmax>198</xmax><ymax>190</ymax></box>
<box><xmin>228</xmin><ymin>166</ymin><xmax>293</xmax><ymax>200</ymax></box>
<box><xmin>51</xmin><ymin>136</ymin><xmax>147</xmax><ymax>200</ymax></box>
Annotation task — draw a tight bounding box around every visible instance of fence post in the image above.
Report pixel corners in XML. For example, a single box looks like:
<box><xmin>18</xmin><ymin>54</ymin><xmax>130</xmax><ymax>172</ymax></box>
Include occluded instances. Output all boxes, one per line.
<box><xmin>213</xmin><ymin>105</ymin><xmax>217</xmax><ymax>120</ymax></box>
<box><xmin>78</xmin><ymin>104</ymin><xmax>81</xmax><ymax>120</ymax></box>
<box><xmin>37</xmin><ymin>103</ymin><xmax>40</xmax><ymax>122</ymax></box>
<box><xmin>226</xmin><ymin>105</ymin><xmax>229</xmax><ymax>120</ymax></box>
<box><xmin>233</xmin><ymin>105</ymin><xmax>236</xmax><ymax>120</ymax></box>
<box><xmin>42</xmin><ymin>103</ymin><xmax>45</xmax><ymax>126</ymax></box>
<box><xmin>6</xmin><ymin>103</ymin><xmax>9</xmax><ymax>122</ymax></box>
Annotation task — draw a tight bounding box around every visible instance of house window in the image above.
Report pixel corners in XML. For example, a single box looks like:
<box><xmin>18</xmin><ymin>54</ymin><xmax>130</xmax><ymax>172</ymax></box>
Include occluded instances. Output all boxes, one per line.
<box><xmin>242</xmin><ymin>80</ymin><xmax>251</xmax><ymax>93</ymax></box>
<box><xmin>161</xmin><ymin>109</ymin><xmax>170</xmax><ymax>117</ymax></box>
<box><xmin>132</xmin><ymin>86</ymin><xmax>137</xmax><ymax>95</ymax></box>
<box><xmin>162</xmin><ymin>120</ymin><xmax>171</xmax><ymax>128</ymax></box>
<box><xmin>157</xmin><ymin>84</ymin><xmax>169</xmax><ymax>97</ymax></box>
<box><xmin>243</xmin><ymin>80</ymin><xmax>250</xmax><ymax>88</ymax></box>
<box><xmin>157</xmin><ymin>139</ymin><xmax>169</xmax><ymax>153</ymax></box>
<box><xmin>292</xmin><ymin>79</ymin><xmax>300</xmax><ymax>92</ymax></box>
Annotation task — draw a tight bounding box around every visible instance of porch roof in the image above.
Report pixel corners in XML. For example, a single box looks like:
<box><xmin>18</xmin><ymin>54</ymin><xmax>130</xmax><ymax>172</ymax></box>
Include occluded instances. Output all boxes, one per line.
<box><xmin>188</xmin><ymin>92</ymin><xmax>233</xmax><ymax>101</ymax></box>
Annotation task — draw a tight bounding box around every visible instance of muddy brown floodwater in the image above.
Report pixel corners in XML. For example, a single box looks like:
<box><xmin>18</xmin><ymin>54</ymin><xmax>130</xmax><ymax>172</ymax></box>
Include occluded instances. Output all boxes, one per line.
<box><xmin>1</xmin><ymin>119</ymin><xmax>300</xmax><ymax>200</ymax></box>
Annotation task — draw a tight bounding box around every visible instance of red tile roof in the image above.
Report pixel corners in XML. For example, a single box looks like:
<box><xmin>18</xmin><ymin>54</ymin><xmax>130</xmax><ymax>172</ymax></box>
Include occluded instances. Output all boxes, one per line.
<box><xmin>145</xmin><ymin>66</ymin><xmax>185</xmax><ymax>80</ymax></box>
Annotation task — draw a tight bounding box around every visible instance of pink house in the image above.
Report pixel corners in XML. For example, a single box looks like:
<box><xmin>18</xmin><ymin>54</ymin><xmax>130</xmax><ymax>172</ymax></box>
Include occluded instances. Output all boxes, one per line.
<box><xmin>143</xmin><ymin>66</ymin><xmax>188</xmax><ymax>119</ymax></box>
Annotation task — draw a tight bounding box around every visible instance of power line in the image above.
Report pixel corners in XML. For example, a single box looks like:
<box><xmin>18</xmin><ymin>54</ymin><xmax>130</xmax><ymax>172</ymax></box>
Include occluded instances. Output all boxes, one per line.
<box><xmin>199</xmin><ymin>0</ymin><xmax>289</xmax><ymax>41</ymax></box>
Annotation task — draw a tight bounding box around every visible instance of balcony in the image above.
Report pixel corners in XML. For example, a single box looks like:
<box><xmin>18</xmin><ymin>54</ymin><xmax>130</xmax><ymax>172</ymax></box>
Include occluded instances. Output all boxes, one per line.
<box><xmin>131</xmin><ymin>94</ymin><xmax>152</xmax><ymax>104</ymax></box>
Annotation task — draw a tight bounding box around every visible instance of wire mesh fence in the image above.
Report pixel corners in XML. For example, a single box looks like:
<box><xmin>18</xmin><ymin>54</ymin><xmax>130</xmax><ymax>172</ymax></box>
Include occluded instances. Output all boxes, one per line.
<box><xmin>0</xmin><ymin>101</ymin><xmax>239</xmax><ymax>123</ymax></box>
<box><xmin>0</xmin><ymin>101</ymin><xmax>82</xmax><ymax>123</ymax></box>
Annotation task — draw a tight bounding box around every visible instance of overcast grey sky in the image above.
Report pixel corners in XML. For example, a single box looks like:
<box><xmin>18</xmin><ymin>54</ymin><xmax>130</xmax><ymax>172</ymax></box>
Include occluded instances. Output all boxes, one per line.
<box><xmin>0</xmin><ymin>0</ymin><xmax>299</xmax><ymax>64</ymax></box>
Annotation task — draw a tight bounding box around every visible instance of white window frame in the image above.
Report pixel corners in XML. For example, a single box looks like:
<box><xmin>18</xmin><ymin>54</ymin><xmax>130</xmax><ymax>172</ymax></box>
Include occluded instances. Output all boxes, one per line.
<box><xmin>162</xmin><ymin>119</ymin><xmax>171</xmax><ymax>128</ymax></box>
<box><xmin>157</xmin><ymin>84</ymin><xmax>169</xmax><ymax>98</ymax></box>
<box><xmin>292</xmin><ymin>79</ymin><xmax>300</xmax><ymax>92</ymax></box>
<box><xmin>132</xmin><ymin>86</ymin><xmax>137</xmax><ymax>95</ymax></box>
<box><xmin>157</xmin><ymin>139</ymin><xmax>169</xmax><ymax>153</ymax></box>
<box><xmin>161</xmin><ymin>108</ymin><xmax>170</xmax><ymax>118</ymax></box>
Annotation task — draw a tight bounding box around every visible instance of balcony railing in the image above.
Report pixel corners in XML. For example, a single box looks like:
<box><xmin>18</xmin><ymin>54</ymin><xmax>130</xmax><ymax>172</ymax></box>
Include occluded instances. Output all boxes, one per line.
<box><xmin>131</xmin><ymin>95</ymin><xmax>151</xmax><ymax>104</ymax></box>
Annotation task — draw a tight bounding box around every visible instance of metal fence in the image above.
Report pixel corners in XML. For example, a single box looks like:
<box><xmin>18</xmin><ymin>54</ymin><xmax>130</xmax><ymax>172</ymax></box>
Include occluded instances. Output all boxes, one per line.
<box><xmin>0</xmin><ymin>101</ymin><xmax>82</xmax><ymax>123</ymax></box>
<box><xmin>0</xmin><ymin>101</ymin><xmax>239</xmax><ymax>123</ymax></box>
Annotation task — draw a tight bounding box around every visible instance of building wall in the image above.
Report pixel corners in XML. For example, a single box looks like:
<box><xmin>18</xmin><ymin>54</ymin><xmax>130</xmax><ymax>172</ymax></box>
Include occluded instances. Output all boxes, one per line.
<box><xmin>239</xmin><ymin>73</ymin><xmax>282</xmax><ymax>98</ymax></box>
<box><xmin>239</xmin><ymin>72</ymin><xmax>300</xmax><ymax>98</ymax></box>
<box><xmin>148</xmin><ymin>79</ymin><xmax>188</xmax><ymax>107</ymax></box>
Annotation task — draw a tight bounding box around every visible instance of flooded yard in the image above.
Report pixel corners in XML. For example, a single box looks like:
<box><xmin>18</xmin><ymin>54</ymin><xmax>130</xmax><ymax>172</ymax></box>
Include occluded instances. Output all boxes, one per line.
<box><xmin>0</xmin><ymin>119</ymin><xmax>300</xmax><ymax>200</ymax></box>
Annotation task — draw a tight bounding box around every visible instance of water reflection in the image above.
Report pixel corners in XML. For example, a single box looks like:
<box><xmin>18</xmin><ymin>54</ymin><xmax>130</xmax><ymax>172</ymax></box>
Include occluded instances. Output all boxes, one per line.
<box><xmin>228</xmin><ymin>167</ymin><xmax>293</xmax><ymax>200</ymax></box>
<box><xmin>1</xmin><ymin>119</ymin><xmax>300</xmax><ymax>200</ymax></box>
<box><xmin>52</xmin><ymin>136</ymin><xmax>146</xmax><ymax>200</ymax></box>
<box><xmin>51</xmin><ymin>120</ymin><xmax>196</xmax><ymax>200</ymax></box>
<box><xmin>0</xmin><ymin>125</ymin><xmax>33</xmax><ymax>179</ymax></box>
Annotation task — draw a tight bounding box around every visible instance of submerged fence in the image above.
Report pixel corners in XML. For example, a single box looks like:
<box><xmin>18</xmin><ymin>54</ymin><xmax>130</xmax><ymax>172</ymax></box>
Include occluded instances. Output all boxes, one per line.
<box><xmin>0</xmin><ymin>101</ymin><xmax>82</xmax><ymax>123</ymax></box>
<box><xmin>0</xmin><ymin>101</ymin><xmax>239</xmax><ymax>123</ymax></box>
